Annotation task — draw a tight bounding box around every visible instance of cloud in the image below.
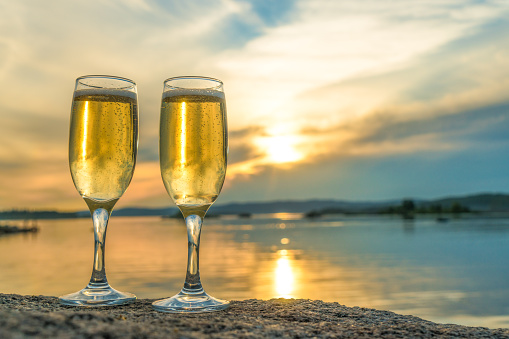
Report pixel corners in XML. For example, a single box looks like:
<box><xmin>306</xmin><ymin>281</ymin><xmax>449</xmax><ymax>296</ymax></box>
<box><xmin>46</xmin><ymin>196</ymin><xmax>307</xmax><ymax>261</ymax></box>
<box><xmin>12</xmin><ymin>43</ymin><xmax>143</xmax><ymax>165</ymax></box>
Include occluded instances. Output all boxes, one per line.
<box><xmin>272</xmin><ymin>16</ymin><xmax>509</xmax><ymax>157</ymax></box>
<box><xmin>211</xmin><ymin>0</ymin><xmax>509</xmax><ymax>127</ymax></box>
<box><xmin>228</xmin><ymin>126</ymin><xmax>265</xmax><ymax>164</ymax></box>
<box><xmin>303</xmin><ymin>102</ymin><xmax>509</xmax><ymax>161</ymax></box>
<box><xmin>0</xmin><ymin>106</ymin><xmax>67</xmax><ymax>165</ymax></box>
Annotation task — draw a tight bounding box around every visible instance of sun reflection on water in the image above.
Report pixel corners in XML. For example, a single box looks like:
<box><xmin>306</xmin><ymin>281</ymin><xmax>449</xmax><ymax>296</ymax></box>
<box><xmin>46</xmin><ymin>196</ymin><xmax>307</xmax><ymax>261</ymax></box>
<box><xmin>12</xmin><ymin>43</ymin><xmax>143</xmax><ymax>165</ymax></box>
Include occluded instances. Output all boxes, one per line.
<box><xmin>274</xmin><ymin>249</ymin><xmax>295</xmax><ymax>299</ymax></box>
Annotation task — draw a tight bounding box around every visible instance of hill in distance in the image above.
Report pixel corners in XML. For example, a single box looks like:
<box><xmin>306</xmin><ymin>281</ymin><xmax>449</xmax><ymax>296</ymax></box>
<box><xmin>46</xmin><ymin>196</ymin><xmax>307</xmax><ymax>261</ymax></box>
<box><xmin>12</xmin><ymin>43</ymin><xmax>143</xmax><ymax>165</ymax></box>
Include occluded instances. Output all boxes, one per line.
<box><xmin>112</xmin><ymin>192</ymin><xmax>509</xmax><ymax>217</ymax></box>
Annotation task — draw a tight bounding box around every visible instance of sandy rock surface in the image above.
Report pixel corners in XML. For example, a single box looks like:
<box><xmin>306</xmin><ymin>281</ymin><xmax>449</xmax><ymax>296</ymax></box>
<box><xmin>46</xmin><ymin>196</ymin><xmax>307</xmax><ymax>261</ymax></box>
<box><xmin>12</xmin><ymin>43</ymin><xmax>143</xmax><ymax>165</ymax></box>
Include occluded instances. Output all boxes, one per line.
<box><xmin>1</xmin><ymin>294</ymin><xmax>508</xmax><ymax>338</ymax></box>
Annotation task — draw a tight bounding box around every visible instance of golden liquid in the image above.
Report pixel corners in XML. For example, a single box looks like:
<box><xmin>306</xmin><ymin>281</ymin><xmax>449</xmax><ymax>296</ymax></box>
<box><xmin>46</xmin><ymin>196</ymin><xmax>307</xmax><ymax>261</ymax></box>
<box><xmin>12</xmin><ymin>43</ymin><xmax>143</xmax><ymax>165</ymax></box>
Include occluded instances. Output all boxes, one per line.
<box><xmin>160</xmin><ymin>91</ymin><xmax>227</xmax><ymax>207</ymax></box>
<box><xmin>69</xmin><ymin>90</ymin><xmax>138</xmax><ymax>203</ymax></box>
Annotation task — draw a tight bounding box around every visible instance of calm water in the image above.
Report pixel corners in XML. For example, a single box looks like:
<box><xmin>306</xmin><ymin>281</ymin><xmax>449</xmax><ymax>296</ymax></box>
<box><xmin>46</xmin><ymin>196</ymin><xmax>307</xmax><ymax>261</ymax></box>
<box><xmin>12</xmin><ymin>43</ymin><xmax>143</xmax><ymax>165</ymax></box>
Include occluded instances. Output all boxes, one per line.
<box><xmin>1</xmin><ymin>214</ymin><xmax>509</xmax><ymax>328</ymax></box>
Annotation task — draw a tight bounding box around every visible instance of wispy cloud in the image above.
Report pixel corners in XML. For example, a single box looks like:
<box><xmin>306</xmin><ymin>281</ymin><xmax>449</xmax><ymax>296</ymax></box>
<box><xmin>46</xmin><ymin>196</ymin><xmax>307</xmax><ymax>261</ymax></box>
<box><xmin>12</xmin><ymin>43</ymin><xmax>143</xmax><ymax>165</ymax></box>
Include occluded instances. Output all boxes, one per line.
<box><xmin>213</xmin><ymin>0</ymin><xmax>509</xmax><ymax>125</ymax></box>
<box><xmin>272</xmin><ymin>16</ymin><xmax>509</xmax><ymax>147</ymax></box>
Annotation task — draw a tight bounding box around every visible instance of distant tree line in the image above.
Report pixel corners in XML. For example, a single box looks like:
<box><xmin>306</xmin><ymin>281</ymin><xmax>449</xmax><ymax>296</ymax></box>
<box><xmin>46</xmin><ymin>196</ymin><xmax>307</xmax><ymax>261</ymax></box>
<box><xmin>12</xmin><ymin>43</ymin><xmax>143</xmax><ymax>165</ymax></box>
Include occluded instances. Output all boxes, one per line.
<box><xmin>379</xmin><ymin>199</ymin><xmax>470</xmax><ymax>215</ymax></box>
<box><xmin>305</xmin><ymin>199</ymin><xmax>471</xmax><ymax>218</ymax></box>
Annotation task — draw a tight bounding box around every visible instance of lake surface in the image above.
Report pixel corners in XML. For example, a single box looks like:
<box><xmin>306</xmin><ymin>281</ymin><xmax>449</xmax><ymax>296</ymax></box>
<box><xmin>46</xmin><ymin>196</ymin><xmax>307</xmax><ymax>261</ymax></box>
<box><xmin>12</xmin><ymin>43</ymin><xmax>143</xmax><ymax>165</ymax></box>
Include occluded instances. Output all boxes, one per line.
<box><xmin>1</xmin><ymin>213</ymin><xmax>509</xmax><ymax>328</ymax></box>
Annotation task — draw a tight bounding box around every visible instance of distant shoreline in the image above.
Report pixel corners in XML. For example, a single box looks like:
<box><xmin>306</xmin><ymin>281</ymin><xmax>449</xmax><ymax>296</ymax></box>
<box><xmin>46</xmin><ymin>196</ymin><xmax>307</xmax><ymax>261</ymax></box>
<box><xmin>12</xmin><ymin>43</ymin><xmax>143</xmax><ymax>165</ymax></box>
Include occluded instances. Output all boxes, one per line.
<box><xmin>2</xmin><ymin>192</ymin><xmax>509</xmax><ymax>220</ymax></box>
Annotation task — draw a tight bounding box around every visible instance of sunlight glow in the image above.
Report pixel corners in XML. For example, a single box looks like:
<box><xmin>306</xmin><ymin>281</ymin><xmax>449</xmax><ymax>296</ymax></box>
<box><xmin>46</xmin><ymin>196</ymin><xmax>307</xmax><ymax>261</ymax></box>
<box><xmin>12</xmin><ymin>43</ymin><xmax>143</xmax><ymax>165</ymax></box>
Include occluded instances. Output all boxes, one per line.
<box><xmin>273</xmin><ymin>213</ymin><xmax>303</xmax><ymax>220</ymax></box>
<box><xmin>259</xmin><ymin>135</ymin><xmax>303</xmax><ymax>164</ymax></box>
<box><xmin>225</xmin><ymin>133</ymin><xmax>307</xmax><ymax>181</ymax></box>
<box><xmin>275</xmin><ymin>252</ymin><xmax>295</xmax><ymax>298</ymax></box>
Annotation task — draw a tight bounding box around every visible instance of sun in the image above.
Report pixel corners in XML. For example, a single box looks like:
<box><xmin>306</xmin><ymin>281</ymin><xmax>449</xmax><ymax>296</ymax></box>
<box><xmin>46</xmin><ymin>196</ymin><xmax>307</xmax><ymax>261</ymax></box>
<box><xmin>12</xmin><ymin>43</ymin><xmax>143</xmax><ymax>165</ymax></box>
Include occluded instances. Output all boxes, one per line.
<box><xmin>258</xmin><ymin>135</ymin><xmax>303</xmax><ymax>164</ymax></box>
<box><xmin>226</xmin><ymin>128</ymin><xmax>306</xmax><ymax>178</ymax></box>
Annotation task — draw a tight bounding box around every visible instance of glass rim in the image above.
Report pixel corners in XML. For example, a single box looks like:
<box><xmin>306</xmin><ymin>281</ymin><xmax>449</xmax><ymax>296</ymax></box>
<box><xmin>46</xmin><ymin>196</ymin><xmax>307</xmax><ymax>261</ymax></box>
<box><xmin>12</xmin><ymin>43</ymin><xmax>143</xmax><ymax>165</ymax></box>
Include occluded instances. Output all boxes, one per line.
<box><xmin>76</xmin><ymin>75</ymin><xmax>136</xmax><ymax>90</ymax></box>
<box><xmin>163</xmin><ymin>76</ymin><xmax>223</xmax><ymax>91</ymax></box>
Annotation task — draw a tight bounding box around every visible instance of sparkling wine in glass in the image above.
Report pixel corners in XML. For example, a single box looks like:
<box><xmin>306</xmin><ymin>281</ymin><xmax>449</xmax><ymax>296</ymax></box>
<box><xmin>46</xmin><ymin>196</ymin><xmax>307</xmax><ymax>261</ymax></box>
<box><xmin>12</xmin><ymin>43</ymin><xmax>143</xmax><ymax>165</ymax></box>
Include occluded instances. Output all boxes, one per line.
<box><xmin>153</xmin><ymin>76</ymin><xmax>229</xmax><ymax>313</ymax></box>
<box><xmin>59</xmin><ymin>75</ymin><xmax>138</xmax><ymax>306</ymax></box>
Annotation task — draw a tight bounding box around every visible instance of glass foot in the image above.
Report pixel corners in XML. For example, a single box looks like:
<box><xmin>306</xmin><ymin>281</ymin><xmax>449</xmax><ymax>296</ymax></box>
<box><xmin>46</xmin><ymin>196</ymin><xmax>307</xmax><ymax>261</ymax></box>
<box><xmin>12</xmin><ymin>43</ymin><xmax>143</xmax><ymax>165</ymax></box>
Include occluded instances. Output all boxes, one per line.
<box><xmin>152</xmin><ymin>289</ymin><xmax>229</xmax><ymax>313</ymax></box>
<box><xmin>59</xmin><ymin>285</ymin><xmax>136</xmax><ymax>307</ymax></box>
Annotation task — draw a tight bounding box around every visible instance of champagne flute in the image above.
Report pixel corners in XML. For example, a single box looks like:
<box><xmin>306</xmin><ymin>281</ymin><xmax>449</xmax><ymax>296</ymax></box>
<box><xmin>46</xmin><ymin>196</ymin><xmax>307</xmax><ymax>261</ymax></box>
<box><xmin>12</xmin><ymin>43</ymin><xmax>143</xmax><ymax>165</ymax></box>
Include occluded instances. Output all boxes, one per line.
<box><xmin>59</xmin><ymin>75</ymin><xmax>138</xmax><ymax>306</ymax></box>
<box><xmin>153</xmin><ymin>76</ymin><xmax>229</xmax><ymax>313</ymax></box>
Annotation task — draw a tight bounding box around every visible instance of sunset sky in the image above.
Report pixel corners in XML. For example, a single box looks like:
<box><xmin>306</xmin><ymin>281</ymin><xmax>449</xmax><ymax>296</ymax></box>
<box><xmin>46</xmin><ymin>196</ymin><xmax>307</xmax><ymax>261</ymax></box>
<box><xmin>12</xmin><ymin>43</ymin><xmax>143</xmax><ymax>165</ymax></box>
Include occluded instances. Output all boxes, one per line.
<box><xmin>1</xmin><ymin>0</ymin><xmax>509</xmax><ymax>211</ymax></box>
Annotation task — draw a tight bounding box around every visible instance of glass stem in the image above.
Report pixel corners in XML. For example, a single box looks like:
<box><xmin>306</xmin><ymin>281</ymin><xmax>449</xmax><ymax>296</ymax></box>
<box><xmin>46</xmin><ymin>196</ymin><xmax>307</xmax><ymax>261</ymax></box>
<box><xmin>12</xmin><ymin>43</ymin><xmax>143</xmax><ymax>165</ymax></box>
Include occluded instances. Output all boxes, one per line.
<box><xmin>87</xmin><ymin>207</ymin><xmax>111</xmax><ymax>288</ymax></box>
<box><xmin>183</xmin><ymin>214</ymin><xmax>204</xmax><ymax>293</ymax></box>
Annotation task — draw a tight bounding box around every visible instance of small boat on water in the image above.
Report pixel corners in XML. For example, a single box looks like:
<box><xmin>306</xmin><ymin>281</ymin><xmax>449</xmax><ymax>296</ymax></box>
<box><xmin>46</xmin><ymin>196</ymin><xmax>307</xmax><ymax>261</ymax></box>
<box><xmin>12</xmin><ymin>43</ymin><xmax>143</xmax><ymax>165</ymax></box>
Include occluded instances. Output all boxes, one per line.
<box><xmin>0</xmin><ymin>223</ymin><xmax>39</xmax><ymax>234</ymax></box>
<box><xmin>305</xmin><ymin>210</ymin><xmax>322</xmax><ymax>219</ymax></box>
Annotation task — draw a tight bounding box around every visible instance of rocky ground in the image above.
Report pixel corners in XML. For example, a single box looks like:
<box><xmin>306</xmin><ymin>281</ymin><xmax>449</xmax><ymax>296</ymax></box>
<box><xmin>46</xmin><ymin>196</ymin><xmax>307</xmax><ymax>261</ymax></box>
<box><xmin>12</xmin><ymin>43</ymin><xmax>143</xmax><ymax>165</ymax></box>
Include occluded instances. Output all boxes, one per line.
<box><xmin>1</xmin><ymin>294</ymin><xmax>508</xmax><ymax>338</ymax></box>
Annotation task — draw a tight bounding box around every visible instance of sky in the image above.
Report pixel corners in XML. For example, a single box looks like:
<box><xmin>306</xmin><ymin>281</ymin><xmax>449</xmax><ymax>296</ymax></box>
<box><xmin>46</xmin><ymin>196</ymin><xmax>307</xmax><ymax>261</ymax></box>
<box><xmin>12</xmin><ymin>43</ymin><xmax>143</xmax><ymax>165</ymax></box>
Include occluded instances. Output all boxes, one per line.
<box><xmin>0</xmin><ymin>0</ymin><xmax>509</xmax><ymax>211</ymax></box>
